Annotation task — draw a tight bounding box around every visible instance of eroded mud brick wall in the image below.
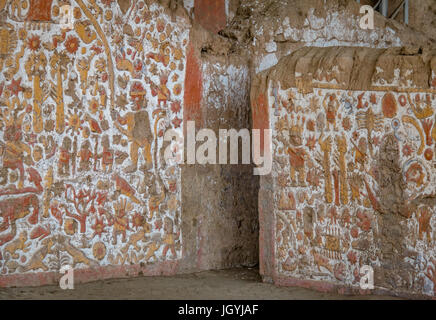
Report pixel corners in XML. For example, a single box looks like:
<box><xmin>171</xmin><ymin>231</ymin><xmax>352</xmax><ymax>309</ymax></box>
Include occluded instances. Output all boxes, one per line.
<box><xmin>181</xmin><ymin>0</ymin><xmax>260</xmax><ymax>270</ymax></box>
<box><xmin>252</xmin><ymin>46</ymin><xmax>436</xmax><ymax>298</ymax></box>
<box><xmin>181</xmin><ymin>50</ymin><xmax>259</xmax><ymax>270</ymax></box>
<box><xmin>221</xmin><ymin>0</ymin><xmax>432</xmax><ymax>75</ymax></box>
<box><xmin>2</xmin><ymin>0</ymin><xmax>435</xmax><ymax>288</ymax></box>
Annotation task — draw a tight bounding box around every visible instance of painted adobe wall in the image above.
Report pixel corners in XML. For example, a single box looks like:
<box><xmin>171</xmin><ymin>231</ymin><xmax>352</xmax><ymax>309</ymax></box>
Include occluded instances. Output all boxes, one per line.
<box><xmin>179</xmin><ymin>0</ymin><xmax>436</xmax><ymax>275</ymax></box>
<box><xmin>0</xmin><ymin>0</ymin><xmax>193</xmax><ymax>286</ymax></box>
<box><xmin>1</xmin><ymin>0</ymin><xmax>435</xmax><ymax>289</ymax></box>
<box><xmin>0</xmin><ymin>0</ymin><xmax>260</xmax><ymax>287</ymax></box>
<box><xmin>183</xmin><ymin>0</ymin><xmax>436</xmax><ymax>272</ymax></box>
<box><xmin>184</xmin><ymin>0</ymin><xmax>436</xmax><ymax>273</ymax></box>
<box><xmin>252</xmin><ymin>46</ymin><xmax>436</xmax><ymax>298</ymax></box>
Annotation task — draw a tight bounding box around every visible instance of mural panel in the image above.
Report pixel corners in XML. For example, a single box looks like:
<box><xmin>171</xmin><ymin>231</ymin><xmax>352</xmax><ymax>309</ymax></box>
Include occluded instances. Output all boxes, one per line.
<box><xmin>0</xmin><ymin>0</ymin><xmax>188</xmax><ymax>277</ymax></box>
<box><xmin>269</xmin><ymin>84</ymin><xmax>436</xmax><ymax>297</ymax></box>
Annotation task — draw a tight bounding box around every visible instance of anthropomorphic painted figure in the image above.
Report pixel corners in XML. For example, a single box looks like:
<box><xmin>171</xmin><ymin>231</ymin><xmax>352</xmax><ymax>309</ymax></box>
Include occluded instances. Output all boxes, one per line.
<box><xmin>323</xmin><ymin>93</ymin><xmax>339</xmax><ymax>131</ymax></box>
<box><xmin>287</xmin><ymin>117</ymin><xmax>307</xmax><ymax>186</ymax></box>
<box><xmin>58</xmin><ymin>137</ymin><xmax>72</xmax><ymax>176</ymax></box>
<box><xmin>2</xmin><ymin>122</ymin><xmax>32</xmax><ymax>189</ymax></box>
<box><xmin>78</xmin><ymin>140</ymin><xmax>93</xmax><ymax>172</ymax></box>
<box><xmin>352</xmin><ymin>137</ymin><xmax>367</xmax><ymax>171</ymax></box>
<box><xmin>113</xmin><ymin>110</ymin><xmax>153</xmax><ymax>173</ymax></box>
<box><xmin>151</xmin><ymin>74</ymin><xmax>170</xmax><ymax>108</ymax></box>
<box><xmin>162</xmin><ymin>216</ymin><xmax>179</xmax><ymax>259</ymax></box>
<box><xmin>99</xmin><ymin>135</ymin><xmax>114</xmax><ymax>173</ymax></box>
<box><xmin>111</xmin><ymin>198</ymin><xmax>131</xmax><ymax>245</ymax></box>
<box><xmin>288</xmin><ymin>146</ymin><xmax>307</xmax><ymax>187</ymax></box>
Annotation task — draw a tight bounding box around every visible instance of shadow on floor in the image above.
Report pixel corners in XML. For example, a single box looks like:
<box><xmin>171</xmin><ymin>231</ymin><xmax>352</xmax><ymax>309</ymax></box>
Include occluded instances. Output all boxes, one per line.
<box><xmin>0</xmin><ymin>268</ymin><xmax>402</xmax><ymax>300</ymax></box>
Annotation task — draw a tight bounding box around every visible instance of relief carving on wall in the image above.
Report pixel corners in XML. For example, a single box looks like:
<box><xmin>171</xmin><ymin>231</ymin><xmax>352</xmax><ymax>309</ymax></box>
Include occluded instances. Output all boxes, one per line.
<box><xmin>0</xmin><ymin>0</ymin><xmax>187</xmax><ymax>275</ymax></box>
<box><xmin>271</xmin><ymin>84</ymin><xmax>436</xmax><ymax>296</ymax></box>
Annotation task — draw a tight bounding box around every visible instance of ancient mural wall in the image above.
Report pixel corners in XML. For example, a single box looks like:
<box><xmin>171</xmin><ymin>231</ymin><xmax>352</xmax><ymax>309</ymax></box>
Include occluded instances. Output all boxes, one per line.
<box><xmin>0</xmin><ymin>0</ymin><xmax>190</xmax><ymax>285</ymax></box>
<box><xmin>179</xmin><ymin>0</ymin><xmax>436</xmax><ymax>275</ymax></box>
<box><xmin>2</xmin><ymin>0</ymin><xmax>435</xmax><ymax>290</ymax></box>
<box><xmin>252</xmin><ymin>46</ymin><xmax>436</xmax><ymax>298</ymax></box>
<box><xmin>184</xmin><ymin>0</ymin><xmax>436</xmax><ymax>274</ymax></box>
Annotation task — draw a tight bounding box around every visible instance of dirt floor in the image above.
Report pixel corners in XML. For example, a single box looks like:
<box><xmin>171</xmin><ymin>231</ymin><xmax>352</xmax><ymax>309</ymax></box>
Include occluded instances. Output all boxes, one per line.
<box><xmin>0</xmin><ymin>268</ymin><xmax>402</xmax><ymax>300</ymax></box>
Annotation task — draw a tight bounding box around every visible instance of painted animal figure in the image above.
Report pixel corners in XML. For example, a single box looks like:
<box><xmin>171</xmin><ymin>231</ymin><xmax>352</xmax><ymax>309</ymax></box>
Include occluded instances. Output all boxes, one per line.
<box><xmin>121</xmin><ymin>229</ymin><xmax>146</xmax><ymax>253</ymax></box>
<box><xmin>3</xmin><ymin>230</ymin><xmax>29</xmax><ymax>259</ymax></box>
<box><xmin>113</xmin><ymin>173</ymin><xmax>142</xmax><ymax>204</ymax></box>
<box><xmin>0</xmin><ymin>167</ymin><xmax>43</xmax><ymax>196</ymax></box>
<box><xmin>20</xmin><ymin>237</ymin><xmax>56</xmax><ymax>273</ymax></box>
<box><xmin>312</xmin><ymin>249</ymin><xmax>333</xmax><ymax>273</ymax></box>
<box><xmin>58</xmin><ymin>236</ymin><xmax>98</xmax><ymax>267</ymax></box>
<box><xmin>0</xmin><ymin>194</ymin><xmax>39</xmax><ymax>245</ymax></box>
<box><xmin>21</xmin><ymin>245</ymin><xmax>49</xmax><ymax>272</ymax></box>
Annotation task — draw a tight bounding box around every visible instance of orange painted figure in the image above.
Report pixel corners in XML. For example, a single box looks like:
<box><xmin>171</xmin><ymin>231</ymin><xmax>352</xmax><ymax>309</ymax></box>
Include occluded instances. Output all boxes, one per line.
<box><xmin>113</xmin><ymin>173</ymin><xmax>142</xmax><ymax>205</ymax></box>
<box><xmin>417</xmin><ymin>206</ymin><xmax>432</xmax><ymax>242</ymax></box>
<box><xmin>2</xmin><ymin>123</ymin><xmax>32</xmax><ymax>189</ymax></box>
<box><xmin>0</xmin><ymin>194</ymin><xmax>39</xmax><ymax>245</ymax></box>
<box><xmin>162</xmin><ymin>217</ymin><xmax>179</xmax><ymax>259</ymax></box>
<box><xmin>110</xmin><ymin>198</ymin><xmax>132</xmax><ymax>245</ymax></box>
<box><xmin>114</xmin><ymin>110</ymin><xmax>153</xmax><ymax>173</ymax></box>
<box><xmin>98</xmin><ymin>135</ymin><xmax>114</xmax><ymax>173</ymax></box>
<box><xmin>58</xmin><ymin>137</ymin><xmax>72</xmax><ymax>177</ymax></box>
<box><xmin>78</xmin><ymin>140</ymin><xmax>93</xmax><ymax>172</ymax></box>
<box><xmin>288</xmin><ymin>146</ymin><xmax>307</xmax><ymax>187</ymax></box>
<box><xmin>323</xmin><ymin>94</ymin><xmax>339</xmax><ymax>131</ymax></box>
<box><xmin>151</xmin><ymin>74</ymin><xmax>170</xmax><ymax>108</ymax></box>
